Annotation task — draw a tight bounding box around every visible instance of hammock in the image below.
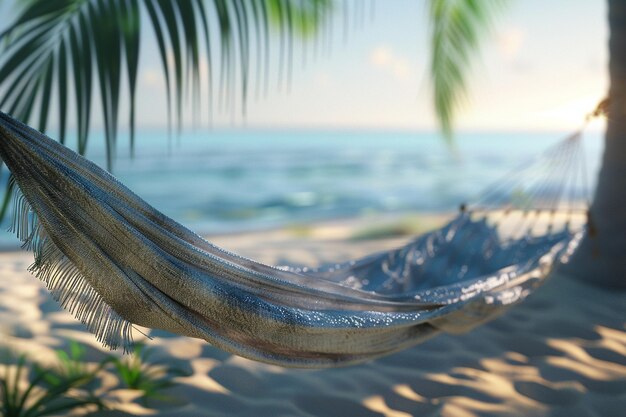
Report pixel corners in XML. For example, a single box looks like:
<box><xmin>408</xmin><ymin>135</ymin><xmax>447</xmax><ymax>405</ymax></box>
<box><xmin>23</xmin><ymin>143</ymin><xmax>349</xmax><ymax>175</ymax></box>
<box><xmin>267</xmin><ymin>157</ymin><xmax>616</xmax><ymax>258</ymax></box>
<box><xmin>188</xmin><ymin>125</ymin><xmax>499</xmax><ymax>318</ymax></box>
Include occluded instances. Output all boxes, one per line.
<box><xmin>0</xmin><ymin>112</ymin><xmax>588</xmax><ymax>368</ymax></box>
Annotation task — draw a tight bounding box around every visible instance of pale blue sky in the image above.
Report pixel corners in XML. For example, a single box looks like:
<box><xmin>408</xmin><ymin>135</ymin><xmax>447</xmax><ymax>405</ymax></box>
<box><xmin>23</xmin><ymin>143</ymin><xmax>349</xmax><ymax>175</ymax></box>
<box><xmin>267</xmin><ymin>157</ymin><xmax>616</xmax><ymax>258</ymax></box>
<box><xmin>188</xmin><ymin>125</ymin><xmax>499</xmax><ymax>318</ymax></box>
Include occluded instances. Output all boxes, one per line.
<box><xmin>0</xmin><ymin>0</ymin><xmax>609</xmax><ymax>132</ymax></box>
<box><xmin>136</xmin><ymin>0</ymin><xmax>609</xmax><ymax>132</ymax></box>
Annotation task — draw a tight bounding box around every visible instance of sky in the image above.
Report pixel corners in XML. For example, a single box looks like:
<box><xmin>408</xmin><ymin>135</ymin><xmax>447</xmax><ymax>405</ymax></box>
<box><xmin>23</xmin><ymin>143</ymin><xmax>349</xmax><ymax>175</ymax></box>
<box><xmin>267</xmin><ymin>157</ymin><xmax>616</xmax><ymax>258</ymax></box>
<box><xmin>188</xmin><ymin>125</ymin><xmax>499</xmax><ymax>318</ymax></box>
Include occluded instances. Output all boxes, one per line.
<box><xmin>0</xmin><ymin>0</ymin><xmax>610</xmax><ymax>133</ymax></box>
<box><xmin>138</xmin><ymin>0</ymin><xmax>609</xmax><ymax>132</ymax></box>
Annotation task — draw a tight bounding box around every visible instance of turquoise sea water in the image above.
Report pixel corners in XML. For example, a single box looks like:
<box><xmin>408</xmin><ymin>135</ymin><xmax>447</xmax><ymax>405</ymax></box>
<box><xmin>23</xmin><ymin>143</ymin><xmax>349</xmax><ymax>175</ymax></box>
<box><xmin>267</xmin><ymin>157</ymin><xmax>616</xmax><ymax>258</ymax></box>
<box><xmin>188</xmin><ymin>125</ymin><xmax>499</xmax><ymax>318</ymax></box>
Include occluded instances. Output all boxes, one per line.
<box><xmin>0</xmin><ymin>129</ymin><xmax>604</xmax><ymax>248</ymax></box>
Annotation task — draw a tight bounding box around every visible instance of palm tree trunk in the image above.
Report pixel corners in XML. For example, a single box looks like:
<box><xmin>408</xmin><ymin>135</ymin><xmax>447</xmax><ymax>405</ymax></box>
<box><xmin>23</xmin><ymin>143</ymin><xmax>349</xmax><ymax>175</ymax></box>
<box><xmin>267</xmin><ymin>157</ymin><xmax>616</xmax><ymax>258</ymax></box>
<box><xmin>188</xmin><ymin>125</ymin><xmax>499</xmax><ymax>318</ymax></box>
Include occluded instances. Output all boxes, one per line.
<box><xmin>561</xmin><ymin>0</ymin><xmax>626</xmax><ymax>288</ymax></box>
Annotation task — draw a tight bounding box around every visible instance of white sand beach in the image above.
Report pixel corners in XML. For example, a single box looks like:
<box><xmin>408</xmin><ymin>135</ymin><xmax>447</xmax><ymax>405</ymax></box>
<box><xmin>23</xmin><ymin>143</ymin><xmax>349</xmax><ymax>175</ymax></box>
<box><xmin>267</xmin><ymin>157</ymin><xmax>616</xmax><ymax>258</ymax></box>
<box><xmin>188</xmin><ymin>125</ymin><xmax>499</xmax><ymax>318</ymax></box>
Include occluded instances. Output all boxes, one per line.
<box><xmin>0</xmin><ymin>217</ymin><xmax>624</xmax><ymax>417</ymax></box>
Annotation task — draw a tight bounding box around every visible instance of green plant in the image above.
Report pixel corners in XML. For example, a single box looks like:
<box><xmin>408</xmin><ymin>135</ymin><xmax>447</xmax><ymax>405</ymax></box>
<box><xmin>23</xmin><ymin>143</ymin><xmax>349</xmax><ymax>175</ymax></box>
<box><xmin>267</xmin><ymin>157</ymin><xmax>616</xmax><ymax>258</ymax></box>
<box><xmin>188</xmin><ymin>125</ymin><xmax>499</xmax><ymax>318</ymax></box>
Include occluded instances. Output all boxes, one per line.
<box><xmin>350</xmin><ymin>218</ymin><xmax>426</xmax><ymax>241</ymax></box>
<box><xmin>44</xmin><ymin>341</ymin><xmax>108</xmax><ymax>388</ymax></box>
<box><xmin>429</xmin><ymin>0</ymin><xmax>506</xmax><ymax>140</ymax></box>
<box><xmin>111</xmin><ymin>343</ymin><xmax>188</xmax><ymax>405</ymax></box>
<box><xmin>0</xmin><ymin>340</ymin><xmax>192</xmax><ymax>414</ymax></box>
<box><xmin>0</xmin><ymin>352</ymin><xmax>104</xmax><ymax>417</ymax></box>
<box><xmin>0</xmin><ymin>0</ymin><xmax>331</xmax><ymax>169</ymax></box>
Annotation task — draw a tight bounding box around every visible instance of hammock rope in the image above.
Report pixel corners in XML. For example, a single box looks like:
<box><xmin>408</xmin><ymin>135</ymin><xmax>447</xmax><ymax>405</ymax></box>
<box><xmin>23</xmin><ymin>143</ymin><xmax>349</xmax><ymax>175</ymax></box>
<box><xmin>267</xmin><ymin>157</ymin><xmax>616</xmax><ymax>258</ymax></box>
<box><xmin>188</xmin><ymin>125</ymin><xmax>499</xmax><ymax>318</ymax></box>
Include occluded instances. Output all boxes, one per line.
<box><xmin>0</xmin><ymin>111</ymin><xmax>590</xmax><ymax>368</ymax></box>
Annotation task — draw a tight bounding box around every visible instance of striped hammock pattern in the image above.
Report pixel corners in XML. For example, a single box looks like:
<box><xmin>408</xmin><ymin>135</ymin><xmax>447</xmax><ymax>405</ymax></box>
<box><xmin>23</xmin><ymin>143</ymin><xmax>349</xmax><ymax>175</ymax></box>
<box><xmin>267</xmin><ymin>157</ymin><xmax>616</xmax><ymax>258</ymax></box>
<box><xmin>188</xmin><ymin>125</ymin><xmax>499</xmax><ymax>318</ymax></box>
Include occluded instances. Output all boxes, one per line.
<box><xmin>0</xmin><ymin>112</ymin><xmax>584</xmax><ymax>367</ymax></box>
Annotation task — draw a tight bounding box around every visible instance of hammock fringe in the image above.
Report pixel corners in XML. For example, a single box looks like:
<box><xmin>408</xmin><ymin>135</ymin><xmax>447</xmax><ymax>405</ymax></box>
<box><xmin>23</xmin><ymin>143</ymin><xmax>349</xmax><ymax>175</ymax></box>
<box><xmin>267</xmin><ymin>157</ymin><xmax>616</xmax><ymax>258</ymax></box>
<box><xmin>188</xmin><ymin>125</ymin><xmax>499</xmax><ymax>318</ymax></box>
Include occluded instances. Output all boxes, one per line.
<box><xmin>7</xmin><ymin>181</ymin><xmax>134</xmax><ymax>351</ymax></box>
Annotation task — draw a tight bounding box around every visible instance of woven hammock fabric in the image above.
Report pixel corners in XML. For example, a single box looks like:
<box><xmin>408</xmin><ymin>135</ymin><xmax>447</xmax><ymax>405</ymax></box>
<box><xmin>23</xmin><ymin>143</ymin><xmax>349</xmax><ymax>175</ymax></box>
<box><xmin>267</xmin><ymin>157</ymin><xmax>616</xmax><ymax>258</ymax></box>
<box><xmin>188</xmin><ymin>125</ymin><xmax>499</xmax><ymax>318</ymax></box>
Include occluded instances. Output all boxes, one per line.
<box><xmin>0</xmin><ymin>112</ymin><xmax>583</xmax><ymax>367</ymax></box>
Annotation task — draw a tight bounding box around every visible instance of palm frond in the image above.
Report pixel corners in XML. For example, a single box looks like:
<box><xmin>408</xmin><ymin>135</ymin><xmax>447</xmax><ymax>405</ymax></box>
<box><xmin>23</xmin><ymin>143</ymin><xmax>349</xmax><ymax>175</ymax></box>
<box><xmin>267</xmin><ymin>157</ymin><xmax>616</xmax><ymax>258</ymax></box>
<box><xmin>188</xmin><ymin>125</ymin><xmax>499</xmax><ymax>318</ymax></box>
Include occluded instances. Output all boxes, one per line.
<box><xmin>428</xmin><ymin>0</ymin><xmax>505</xmax><ymax>140</ymax></box>
<box><xmin>0</xmin><ymin>0</ymin><xmax>331</xmax><ymax>171</ymax></box>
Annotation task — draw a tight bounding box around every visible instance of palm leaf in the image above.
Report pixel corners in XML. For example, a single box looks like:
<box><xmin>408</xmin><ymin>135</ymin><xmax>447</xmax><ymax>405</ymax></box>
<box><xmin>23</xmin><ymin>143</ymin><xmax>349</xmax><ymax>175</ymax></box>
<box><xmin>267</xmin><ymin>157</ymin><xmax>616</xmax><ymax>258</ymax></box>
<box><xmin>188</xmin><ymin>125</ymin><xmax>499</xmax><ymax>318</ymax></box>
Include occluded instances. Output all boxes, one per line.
<box><xmin>0</xmin><ymin>0</ymin><xmax>331</xmax><ymax>171</ymax></box>
<box><xmin>428</xmin><ymin>0</ymin><xmax>505</xmax><ymax>140</ymax></box>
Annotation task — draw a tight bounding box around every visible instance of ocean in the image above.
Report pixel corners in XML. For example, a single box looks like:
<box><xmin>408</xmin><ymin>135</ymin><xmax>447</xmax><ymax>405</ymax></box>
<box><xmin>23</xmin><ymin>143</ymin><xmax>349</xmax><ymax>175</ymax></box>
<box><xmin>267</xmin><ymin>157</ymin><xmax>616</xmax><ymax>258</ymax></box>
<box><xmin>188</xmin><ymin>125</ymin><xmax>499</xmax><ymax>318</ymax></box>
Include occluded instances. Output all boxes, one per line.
<box><xmin>0</xmin><ymin>129</ymin><xmax>604</xmax><ymax>248</ymax></box>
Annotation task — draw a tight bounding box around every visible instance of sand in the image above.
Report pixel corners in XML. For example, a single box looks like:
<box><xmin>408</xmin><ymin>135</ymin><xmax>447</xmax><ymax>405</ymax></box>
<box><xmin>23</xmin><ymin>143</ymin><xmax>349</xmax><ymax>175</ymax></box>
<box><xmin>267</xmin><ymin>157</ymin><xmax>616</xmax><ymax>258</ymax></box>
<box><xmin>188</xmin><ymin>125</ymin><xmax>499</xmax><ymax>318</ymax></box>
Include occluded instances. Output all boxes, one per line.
<box><xmin>0</xmin><ymin>218</ymin><xmax>624</xmax><ymax>417</ymax></box>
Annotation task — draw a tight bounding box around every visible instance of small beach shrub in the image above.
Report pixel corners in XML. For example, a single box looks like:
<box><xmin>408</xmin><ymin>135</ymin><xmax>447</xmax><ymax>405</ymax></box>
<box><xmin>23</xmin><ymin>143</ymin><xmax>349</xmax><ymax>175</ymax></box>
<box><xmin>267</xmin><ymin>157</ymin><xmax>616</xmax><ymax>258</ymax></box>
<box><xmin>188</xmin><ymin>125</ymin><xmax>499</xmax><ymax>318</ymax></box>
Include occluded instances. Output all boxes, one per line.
<box><xmin>0</xmin><ymin>352</ymin><xmax>104</xmax><ymax>417</ymax></box>
<box><xmin>47</xmin><ymin>341</ymin><xmax>108</xmax><ymax>386</ymax></box>
<box><xmin>111</xmin><ymin>343</ymin><xmax>188</xmax><ymax>405</ymax></box>
<box><xmin>350</xmin><ymin>218</ymin><xmax>426</xmax><ymax>241</ymax></box>
<box><xmin>0</xmin><ymin>341</ymin><xmax>187</xmax><ymax>414</ymax></box>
